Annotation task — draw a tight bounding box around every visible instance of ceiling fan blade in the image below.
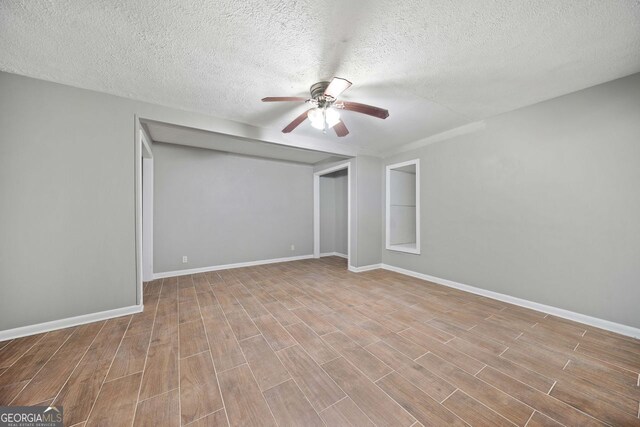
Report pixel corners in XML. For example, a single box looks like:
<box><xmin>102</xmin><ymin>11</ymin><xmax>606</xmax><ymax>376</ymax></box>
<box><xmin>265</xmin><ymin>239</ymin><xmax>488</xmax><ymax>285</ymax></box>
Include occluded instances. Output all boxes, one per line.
<box><xmin>333</xmin><ymin>120</ymin><xmax>349</xmax><ymax>137</ymax></box>
<box><xmin>324</xmin><ymin>77</ymin><xmax>352</xmax><ymax>99</ymax></box>
<box><xmin>282</xmin><ymin>109</ymin><xmax>312</xmax><ymax>133</ymax></box>
<box><xmin>340</xmin><ymin>101</ymin><xmax>389</xmax><ymax>119</ymax></box>
<box><xmin>262</xmin><ymin>97</ymin><xmax>307</xmax><ymax>102</ymax></box>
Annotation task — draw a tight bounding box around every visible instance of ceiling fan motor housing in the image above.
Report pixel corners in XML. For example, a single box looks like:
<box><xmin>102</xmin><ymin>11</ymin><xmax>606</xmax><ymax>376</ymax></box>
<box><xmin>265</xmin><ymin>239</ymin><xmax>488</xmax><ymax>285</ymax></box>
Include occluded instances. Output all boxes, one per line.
<box><xmin>310</xmin><ymin>81</ymin><xmax>331</xmax><ymax>100</ymax></box>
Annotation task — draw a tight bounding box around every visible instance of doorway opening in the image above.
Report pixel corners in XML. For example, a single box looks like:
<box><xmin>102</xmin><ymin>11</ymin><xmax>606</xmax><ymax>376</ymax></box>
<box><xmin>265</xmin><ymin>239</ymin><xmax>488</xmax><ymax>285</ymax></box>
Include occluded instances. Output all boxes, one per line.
<box><xmin>313</xmin><ymin>162</ymin><xmax>351</xmax><ymax>269</ymax></box>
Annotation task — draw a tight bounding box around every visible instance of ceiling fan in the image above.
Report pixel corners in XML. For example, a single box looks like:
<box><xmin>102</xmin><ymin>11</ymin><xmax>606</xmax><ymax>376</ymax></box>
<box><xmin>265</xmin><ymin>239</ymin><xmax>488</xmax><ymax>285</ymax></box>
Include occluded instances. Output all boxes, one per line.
<box><xmin>262</xmin><ymin>77</ymin><xmax>389</xmax><ymax>137</ymax></box>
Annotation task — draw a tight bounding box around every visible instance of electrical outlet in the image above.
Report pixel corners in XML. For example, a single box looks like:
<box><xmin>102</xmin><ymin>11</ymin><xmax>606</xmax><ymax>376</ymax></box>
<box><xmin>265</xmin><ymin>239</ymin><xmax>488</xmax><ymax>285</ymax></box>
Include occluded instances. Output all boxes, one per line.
<box><xmin>290</xmin><ymin>244</ymin><xmax>295</xmax><ymax>251</ymax></box>
<box><xmin>182</xmin><ymin>256</ymin><xmax>188</xmax><ymax>263</ymax></box>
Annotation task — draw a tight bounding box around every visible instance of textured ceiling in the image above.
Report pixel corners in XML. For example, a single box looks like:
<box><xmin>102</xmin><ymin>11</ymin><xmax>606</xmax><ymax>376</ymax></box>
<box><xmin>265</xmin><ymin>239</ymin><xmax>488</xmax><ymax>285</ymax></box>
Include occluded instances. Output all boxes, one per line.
<box><xmin>2</xmin><ymin>0</ymin><xmax>639</xmax><ymax>154</ymax></box>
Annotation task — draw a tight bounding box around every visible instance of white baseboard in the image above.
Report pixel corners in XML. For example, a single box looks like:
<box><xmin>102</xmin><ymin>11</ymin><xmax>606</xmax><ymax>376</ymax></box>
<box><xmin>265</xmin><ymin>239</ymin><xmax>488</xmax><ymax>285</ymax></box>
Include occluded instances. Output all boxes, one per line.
<box><xmin>348</xmin><ymin>263</ymin><xmax>382</xmax><ymax>273</ymax></box>
<box><xmin>0</xmin><ymin>304</ymin><xmax>143</xmax><ymax>342</ymax></box>
<box><xmin>379</xmin><ymin>264</ymin><xmax>640</xmax><ymax>339</ymax></box>
<box><xmin>320</xmin><ymin>252</ymin><xmax>348</xmax><ymax>259</ymax></box>
<box><xmin>154</xmin><ymin>254</ymin><xmax>314</xmax><ymax>279</ymax></box>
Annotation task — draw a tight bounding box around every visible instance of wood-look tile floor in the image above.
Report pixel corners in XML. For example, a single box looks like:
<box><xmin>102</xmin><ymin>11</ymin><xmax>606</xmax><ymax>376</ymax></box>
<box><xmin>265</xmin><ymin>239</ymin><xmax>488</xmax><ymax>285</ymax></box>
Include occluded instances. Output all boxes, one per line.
<box><xmin>1</xmin><ymin>256</ymin><xmax>639</xmax><ymax>426</ymax></box>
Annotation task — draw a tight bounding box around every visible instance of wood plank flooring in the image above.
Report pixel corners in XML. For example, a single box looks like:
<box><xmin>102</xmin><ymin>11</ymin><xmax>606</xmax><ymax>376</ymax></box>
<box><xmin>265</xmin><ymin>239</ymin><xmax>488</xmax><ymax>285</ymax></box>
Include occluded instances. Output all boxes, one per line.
<box><xmin>1</xmin><ymin>256</ymin><xmax>639</xmax><ymax>426</ymax></box>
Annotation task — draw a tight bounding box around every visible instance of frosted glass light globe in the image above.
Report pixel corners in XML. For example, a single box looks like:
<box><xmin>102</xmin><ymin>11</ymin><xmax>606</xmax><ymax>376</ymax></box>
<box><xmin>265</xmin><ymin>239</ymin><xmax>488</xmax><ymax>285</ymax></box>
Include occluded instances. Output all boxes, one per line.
<box><xmin>325</xmin><ymin>108</ymin><xmax>340</xmax><ymax>128</ymax></box>
<box><xmin>307</xmin><ymin>107</ymin><xmax>341</xmax><ymax>130</ymax></box>
<box><xmin>307</xmin><ymin>108</ymin><xmax>323</xmax><ymax>129</ymax></box>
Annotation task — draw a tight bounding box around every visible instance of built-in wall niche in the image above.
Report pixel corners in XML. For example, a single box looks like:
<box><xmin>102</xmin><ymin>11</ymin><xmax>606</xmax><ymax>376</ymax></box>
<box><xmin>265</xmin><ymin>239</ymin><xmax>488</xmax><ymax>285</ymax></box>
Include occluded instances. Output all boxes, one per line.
<box><xmin>386</xmin><ymin>159</ymin><xmax>420</xmax><ymax>254</ymax></box>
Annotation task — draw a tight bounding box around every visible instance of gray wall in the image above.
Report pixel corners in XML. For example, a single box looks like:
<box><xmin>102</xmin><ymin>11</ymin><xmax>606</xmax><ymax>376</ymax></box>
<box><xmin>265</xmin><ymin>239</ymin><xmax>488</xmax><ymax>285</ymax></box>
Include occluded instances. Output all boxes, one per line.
<box><xmin>0</xmin><ymin>72</ymin><xmax>138</xmax><ymax>330</ymax></box>
<box><xmin>383</xmin><ymin>73</ymin><xmax>640</xmax><ymax>328</ymax></box>
<box><xmin>355</xmin><ymin>156</ymin><xmax>383</xmax><ymax>267</ymax></box>
<box><xmin>319</xmin><ymin>170</ymin><xmax>348</xmax><ymax>255</ymax></box>
<box><xmin>3</xmin><ymin>68</ymin><xmax>637</xmax><ymax>332</ymax></box>
<box><xmin>0</xmin><ymin>71</ymin><xmax>328</xmax><ymax>331</ymax></box>
<box><xmin>153</xmin><ymin>143</ymin><xmax>313</xmax><ymax>272</ymax></box>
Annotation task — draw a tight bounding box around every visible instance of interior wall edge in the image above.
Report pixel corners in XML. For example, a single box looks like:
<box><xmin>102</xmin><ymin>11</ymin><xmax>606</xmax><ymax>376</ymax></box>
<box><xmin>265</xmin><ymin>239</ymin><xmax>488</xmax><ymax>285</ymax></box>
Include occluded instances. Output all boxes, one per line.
<box><xmin>379</xmin><ymin>263</ymin><xmax>640</xmax><ymax>339</ymax></box>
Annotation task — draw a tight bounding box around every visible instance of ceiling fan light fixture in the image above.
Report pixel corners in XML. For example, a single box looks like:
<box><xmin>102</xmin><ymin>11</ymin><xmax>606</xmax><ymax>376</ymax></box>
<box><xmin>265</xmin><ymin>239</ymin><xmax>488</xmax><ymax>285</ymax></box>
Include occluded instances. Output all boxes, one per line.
<box><xmin>325</xmin><ymin>108</ymin><xmax>341</xmax><ymax>128</ymax></box>
<box><xmin>310</xmin><ymin>119</ymin><xmax>325</xmax><ymax>130</ymax></box>
<box><xmin>308</xmin><ymin>107</ymin><xmax>340</xmax><ymax>130</ymax></box>
<box><xmin>308</xmin><ymin>108</ymin><xmax>324</xmax><ymax>129</ymax></box>
<box><xmin>263</xmin><ymin>77</ymin><xmax>388</xmax><ymax>137</ymax></box>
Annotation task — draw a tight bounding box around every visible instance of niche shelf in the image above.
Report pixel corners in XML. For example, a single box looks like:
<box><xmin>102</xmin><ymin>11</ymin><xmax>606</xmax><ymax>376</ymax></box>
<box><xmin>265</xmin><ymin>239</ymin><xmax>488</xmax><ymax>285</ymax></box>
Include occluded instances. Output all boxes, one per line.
<box><xmin>386</xmin><ymin>159</ymin><xmax>420</xmax><ymax>254</ymax></box>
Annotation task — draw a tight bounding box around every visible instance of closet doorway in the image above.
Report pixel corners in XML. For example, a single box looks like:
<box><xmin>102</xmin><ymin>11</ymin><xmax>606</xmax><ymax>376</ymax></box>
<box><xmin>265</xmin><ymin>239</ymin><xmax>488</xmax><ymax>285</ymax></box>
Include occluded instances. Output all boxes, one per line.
<box><xmin>313</xmin><ymin>162</ymin><xmax>351</xmax><ymax>268</ymax></box>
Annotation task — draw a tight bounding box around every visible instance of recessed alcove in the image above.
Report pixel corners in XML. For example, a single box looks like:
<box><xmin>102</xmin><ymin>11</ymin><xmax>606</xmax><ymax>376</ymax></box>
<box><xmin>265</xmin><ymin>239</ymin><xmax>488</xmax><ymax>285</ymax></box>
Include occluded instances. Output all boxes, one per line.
<box><xmin>386</xmin><ymin>159</ymin><xmax>420</xmax><ymax>254</ymax></box>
